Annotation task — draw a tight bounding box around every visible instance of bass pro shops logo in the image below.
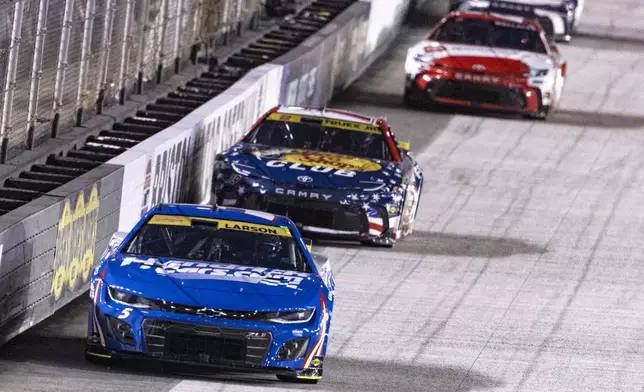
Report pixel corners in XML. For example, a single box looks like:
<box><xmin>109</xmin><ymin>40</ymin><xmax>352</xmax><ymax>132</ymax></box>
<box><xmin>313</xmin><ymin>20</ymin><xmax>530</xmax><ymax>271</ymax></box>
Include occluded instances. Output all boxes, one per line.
<box><xmin>51</xmin><ymin>183</ymin><xmax>100</xmax><ymax>302</ymax></box>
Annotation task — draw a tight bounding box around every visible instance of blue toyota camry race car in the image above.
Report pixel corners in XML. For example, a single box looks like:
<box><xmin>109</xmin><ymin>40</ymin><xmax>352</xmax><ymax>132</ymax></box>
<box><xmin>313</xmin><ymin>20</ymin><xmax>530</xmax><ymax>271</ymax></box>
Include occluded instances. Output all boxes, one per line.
<box><xmin>86</xmin><ymin>204</ymin><xmax>335</xmax><ymax>383</ymax></box>
<box><xmin>211</xmin><ymin>105</ymin><xmax>424</xmax><ymax>247</ymax></box>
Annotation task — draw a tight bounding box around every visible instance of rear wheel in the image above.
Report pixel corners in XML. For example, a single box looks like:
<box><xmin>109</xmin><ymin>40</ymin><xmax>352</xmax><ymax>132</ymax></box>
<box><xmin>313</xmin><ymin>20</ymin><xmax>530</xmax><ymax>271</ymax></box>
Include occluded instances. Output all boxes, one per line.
<box><xmin>276</xmin><ymin>374</ymin><xmax>320</xmax><ymax>384</ymax></box>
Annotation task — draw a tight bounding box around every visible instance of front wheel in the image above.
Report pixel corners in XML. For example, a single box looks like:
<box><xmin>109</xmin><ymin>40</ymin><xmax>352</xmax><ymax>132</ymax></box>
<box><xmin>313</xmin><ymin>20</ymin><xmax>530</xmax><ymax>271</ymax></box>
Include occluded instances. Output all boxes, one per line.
<box><xmin>276</xmin><ymin>374</ymin><xmax>320</xmax><ymax>384</ymax></box>
<box><xmin>522</xmin><ymin>105</ymin><xmax>551</xmax><ymax>121</ymax></box>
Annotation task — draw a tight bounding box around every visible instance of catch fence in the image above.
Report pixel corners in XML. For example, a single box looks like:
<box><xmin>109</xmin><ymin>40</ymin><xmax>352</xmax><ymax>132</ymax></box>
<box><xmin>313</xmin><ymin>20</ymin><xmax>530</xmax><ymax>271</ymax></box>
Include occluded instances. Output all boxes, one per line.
<box><xmin>0</xmin><ymin>0</ymin><xmax>262</xmax><ymax>162</ymax></box>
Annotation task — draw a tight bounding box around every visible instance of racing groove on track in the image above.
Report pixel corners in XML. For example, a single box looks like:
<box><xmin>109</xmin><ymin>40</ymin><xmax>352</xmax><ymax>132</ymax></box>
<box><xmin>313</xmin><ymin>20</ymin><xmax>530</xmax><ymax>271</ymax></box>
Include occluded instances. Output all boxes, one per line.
<box><xmin>3</xmin><ymin>1</ymin><xmax>644</xmax><ymax>391</ymax></box>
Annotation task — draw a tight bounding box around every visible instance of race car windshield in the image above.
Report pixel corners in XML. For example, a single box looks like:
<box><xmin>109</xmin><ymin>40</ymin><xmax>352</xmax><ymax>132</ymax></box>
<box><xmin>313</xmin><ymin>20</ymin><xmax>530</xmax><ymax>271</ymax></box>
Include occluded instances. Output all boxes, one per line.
<box><xmin>244</xmin><ymin>117</ymin><xmax>393</xmax><ymax>161</ymax></box>
<box><xmin>123</xmin><ymin>215</ymin><xmax>312</xmax><ymax>273</ymax></box>
<box><xmin>429</xmin><ymin>17</ymin><xmax>548</xmax><ymax>54</ymax></box>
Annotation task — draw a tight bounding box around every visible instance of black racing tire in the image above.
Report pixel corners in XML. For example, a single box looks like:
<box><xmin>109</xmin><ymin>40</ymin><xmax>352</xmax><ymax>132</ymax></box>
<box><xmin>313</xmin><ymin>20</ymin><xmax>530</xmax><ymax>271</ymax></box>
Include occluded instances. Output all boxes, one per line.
<box><xmin>403</xmin><ymin>85</ymin><xmax>432</xmax><ymax>110</ymax></box>
<box><xmin>360</xmin><ymin>239</ymin><xmax>395</xmax><ymax>248</ymax></box>
<box><xmin>276</xmin><ymin>374</ymin><xmax>320</xmax><ymax>384</ymax></box>
<box><xmin>522</xmin><ymin>105</ymin><xmax>551</xmax><ymax>121</ymax></box>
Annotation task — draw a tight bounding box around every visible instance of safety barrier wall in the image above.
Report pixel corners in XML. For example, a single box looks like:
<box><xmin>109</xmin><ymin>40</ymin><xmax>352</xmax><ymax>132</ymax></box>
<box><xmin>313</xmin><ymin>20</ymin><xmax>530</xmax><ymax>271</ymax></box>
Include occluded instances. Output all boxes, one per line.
<box><xmin>0</xmin><ymin>163</ymin><xmax>122</xmax><ymax>343</ymax></box>
<box><xmin>0</xmin><ymin>0</ymin><xmax>415</xmax><ymax>344</ymax></box>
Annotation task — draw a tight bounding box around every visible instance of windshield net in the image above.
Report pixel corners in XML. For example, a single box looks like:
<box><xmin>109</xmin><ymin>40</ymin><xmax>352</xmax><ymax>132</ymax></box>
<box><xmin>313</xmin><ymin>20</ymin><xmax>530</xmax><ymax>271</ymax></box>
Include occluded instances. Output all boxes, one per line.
<box><xmin>243</xmin><ymin>113</ymin><xmax>393</xmax><ymax>161</ymax></box>
<box><xmin>430</xmin><ymin>17</ymin><xmax>547</xmax><ymax>53</ymax></box>
<box><xmin>124</xmin><ymin>214</ymin><xmax>311</xmax><ymax>273</ymax></box>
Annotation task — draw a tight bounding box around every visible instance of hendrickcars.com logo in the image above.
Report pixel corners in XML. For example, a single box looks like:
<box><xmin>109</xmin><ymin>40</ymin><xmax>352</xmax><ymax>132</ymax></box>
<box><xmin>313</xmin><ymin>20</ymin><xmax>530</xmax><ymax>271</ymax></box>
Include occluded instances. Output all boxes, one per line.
<box><xmin>51</xmin><ymin>183</ymin><xmax>100</xmax><ymax>301</ymax></box>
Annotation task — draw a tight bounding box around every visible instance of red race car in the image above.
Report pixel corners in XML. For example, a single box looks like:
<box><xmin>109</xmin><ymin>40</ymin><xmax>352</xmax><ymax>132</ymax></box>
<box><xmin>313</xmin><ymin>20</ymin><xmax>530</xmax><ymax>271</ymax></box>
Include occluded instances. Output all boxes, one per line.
<box><xmin>404</xmin><ymin>9</ymin><xmax>566</xmax><ymax>119</ymax></box>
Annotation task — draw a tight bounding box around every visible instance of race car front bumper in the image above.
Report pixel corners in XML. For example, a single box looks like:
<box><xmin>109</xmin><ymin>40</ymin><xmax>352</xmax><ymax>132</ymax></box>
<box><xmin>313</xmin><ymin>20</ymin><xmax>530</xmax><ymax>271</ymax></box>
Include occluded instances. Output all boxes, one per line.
<box><xmin>405</xmin><ymin>71</ymin><xmax>548</xmax><ymax>115</ymax></box>
<box><xmin>87</xmin><ymin>281</ymin><xmax>328</xmax><ymax>380</ymax></box>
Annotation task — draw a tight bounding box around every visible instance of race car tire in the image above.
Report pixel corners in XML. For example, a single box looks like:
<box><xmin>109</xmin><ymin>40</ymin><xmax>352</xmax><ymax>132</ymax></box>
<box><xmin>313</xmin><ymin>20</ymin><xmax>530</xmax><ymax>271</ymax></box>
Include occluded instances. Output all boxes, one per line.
<box><xmin>403</xmin><ymin>85</ymin><xmax>429</xmax><ymax>109</ymax></box>
<box><xmin>522</xmin><ymin>105</ymin><xmax>551</xmax><ymax>121</ymax></box>
<box><xmin>276</xmin><ymin>374</ymin><xmax>320</xmax><ymax>384</ymax></box>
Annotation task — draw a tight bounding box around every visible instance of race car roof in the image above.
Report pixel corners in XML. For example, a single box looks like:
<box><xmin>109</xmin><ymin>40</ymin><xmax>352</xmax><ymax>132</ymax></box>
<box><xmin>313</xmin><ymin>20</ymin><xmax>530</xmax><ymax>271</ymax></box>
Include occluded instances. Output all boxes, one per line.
<box><xmin>275</xmin><ymin>106</ymin><xmax>378</xmax><ymax>125</ymax></box>
<box><xmin>144</xmin><ymin>204</ymin><xmax>295</xmax><ymax>229</ymax></box>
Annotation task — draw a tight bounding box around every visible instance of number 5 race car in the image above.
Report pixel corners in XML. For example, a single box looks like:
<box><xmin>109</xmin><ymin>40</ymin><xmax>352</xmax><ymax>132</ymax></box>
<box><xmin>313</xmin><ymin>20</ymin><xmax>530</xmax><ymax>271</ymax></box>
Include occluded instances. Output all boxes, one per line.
<box><xmin>404</xmin><ymin>8</ymin><xmax>567</xmax><ymax>120</ymax></box>
<box><xmin>86</xmin><ymin>204</ymin><xmax>335</xmax><ymax>383</ymax></box>
<box><xmin>211</xmin><ymin>105</ymin><xmax>424</xmax><ymax>247</ymax></box>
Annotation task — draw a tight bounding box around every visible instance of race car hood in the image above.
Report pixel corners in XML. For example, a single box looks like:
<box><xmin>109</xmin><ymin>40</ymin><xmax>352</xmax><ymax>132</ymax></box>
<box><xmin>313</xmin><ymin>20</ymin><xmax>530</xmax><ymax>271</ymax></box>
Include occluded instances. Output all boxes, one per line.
<box><xmin>104</xmin><ymin>255</ymin><xmax>321</xmax><ymax>310</ymax></box>
<box><xmin>224</xmin><ymin>144</ymin><xmax>402</xmax><ymax>190</ymax></box>
<box><xmin>413</xmin><ymin>42</ymin><xmax>554</xmax><ymax>72</ymax></box>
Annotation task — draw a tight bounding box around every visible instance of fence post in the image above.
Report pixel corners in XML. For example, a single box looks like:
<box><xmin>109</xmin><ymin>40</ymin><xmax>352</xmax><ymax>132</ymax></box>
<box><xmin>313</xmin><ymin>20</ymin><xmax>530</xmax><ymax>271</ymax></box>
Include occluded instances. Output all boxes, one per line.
<box><xmin>51</xmin><ymin>0</ymin><xmax>75</xmax><ymax>139</ymax></box>
<box><xmin>75</xmin><ymin>0</ymin><xmax>96</xmax><ymax>126</ymax></box>
<box><xmin>118</xmin><ymin>0</ymin><xmax>134</xmax><ymax>104</ymax></box>
<box><xmin>0</xmin><ymin>1</ymin><xmax>25</xmax><ymax>163</ymax></box>
<box><xmin>96</xmin><ymin>0</ymin><xmax>115</xmax><ymax>114</ymax></box>
<box><xmin>155</xmin><ymin>0</ymin><xmax>169</xmax><ymax>84</ymax></box>
<box><xmin>136</xmin><ymin>0</ymin><xmax>150</xmax><ymax>94</ymax></box>
<box><xmin>26</xmin><ymin>0</ymin><xmax>50</xmax><ymax>150</ymax></box>
<box><xmin>173</xmin><ymin>0</ymin><xmax>184</xmax><ymax>74</ymax></box>
<box><xmin>189</xmin><ymin>0</ymin><xmax>203</xmax><ymax>64</ymax></box>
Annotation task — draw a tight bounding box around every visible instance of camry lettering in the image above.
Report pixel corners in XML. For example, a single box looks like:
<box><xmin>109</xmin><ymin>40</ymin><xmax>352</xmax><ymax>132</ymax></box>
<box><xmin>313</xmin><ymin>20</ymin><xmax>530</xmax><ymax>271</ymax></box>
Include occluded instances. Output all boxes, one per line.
<box><xmin>276</xmin><ymin>187</ymin><xmax>332</xmax><ymax>200</ymax></box>
<box><xmin>454</xmin><ymin>72</ymin><xmax>501</xmax><ymax>84</ymax></box>
<box><xmin>266</xmin><ymin>160</ymin><xmax>357</xmax><ymax>177</ymax></box>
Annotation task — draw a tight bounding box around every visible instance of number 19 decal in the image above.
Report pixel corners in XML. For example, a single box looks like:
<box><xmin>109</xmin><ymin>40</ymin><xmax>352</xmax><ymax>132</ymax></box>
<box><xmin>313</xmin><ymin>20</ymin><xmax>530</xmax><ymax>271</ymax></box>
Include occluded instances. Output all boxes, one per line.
<box><xmin>118</xmin><ymin>308</ymin><xmax>133</xmax><ymax>319</ymax></box>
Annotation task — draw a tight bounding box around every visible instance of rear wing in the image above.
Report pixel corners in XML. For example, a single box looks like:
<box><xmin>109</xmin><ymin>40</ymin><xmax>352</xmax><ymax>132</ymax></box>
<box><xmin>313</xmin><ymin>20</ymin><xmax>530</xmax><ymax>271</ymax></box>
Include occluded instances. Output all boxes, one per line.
<box><xmin>470</xmin><ymin>1</ymin><xmax>556</xmax><ymax>41</ymax></box>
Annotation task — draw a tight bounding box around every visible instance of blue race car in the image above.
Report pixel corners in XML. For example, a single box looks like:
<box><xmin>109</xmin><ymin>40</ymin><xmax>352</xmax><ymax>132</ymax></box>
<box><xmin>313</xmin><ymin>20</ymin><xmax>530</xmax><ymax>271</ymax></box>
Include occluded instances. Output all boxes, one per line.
<box><xmin>86</xmin><ymin>204</ymin><xmax>335</xmax><ymax>383</ymax></box>
<box><xmin>450</xmin><ymin>0</ymin><xmax>585</xmax><ymax>42</ymax></box>
<box><xmin>211</xmin><ymin>105</ymin><xmax>424</xmax><ymax>247</ymax></box>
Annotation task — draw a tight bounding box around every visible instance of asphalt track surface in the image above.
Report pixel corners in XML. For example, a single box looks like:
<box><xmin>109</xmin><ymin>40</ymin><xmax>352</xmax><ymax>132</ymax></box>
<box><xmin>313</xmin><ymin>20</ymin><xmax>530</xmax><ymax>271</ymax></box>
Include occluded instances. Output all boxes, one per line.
<box><xmin>2</xmin><ymin>0</ymin><xmax>644</xmax><ymax>391</ymax></box>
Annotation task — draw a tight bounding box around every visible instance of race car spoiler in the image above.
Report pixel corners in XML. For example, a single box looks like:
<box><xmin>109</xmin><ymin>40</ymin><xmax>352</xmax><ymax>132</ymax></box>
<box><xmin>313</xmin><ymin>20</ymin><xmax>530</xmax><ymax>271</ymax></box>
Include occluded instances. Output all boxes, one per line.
<box><xmin>485</xmin><ymin>1</ymin><xmax>556</xmax><ymax>39</ymax></box>
<box><xmin>487</xmin><ymin>0</ymin><xmax>537</xmax><ymax>16</ymax></box>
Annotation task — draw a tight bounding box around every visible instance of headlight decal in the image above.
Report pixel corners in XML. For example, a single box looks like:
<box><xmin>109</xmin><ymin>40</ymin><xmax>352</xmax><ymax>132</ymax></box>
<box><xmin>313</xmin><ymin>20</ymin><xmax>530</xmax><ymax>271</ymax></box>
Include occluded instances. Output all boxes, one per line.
<box><xmin>108</xmin><ymin>286</ymin><xmax>159</xmax><ymax>309</ymax></box>
<box><xmin>303</xmin><ymin>292</ymin><xmax>330</xmax><ymax>369</ymax></box>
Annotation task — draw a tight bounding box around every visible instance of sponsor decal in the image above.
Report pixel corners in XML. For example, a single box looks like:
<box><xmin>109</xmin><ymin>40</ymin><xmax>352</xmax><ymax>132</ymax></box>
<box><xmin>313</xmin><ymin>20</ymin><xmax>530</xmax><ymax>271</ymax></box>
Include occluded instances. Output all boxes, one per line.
<box><xmin>120</xmin><ymin>257</ymin><xmax>309</xmax><ymax>289</ymax></box>
<box><xmin>141</xmin><ymin>136</ymin><xmax>191</xmax><ymax>218</ymax></box>
<box><xmin>280</xmin><ymin>151</ymin><xmax>381</xmax><ymax>173</ymax></box>
<box><xmin>51</xmin><ymin>183</ymin><xmax>100</xmax><ymax>302</ymax></box>
<box><xmin>454</xmin><ymin>72</ymin><xmax>502</xmax><ymax>84</ymax></box>
<box><xmin>311</xmin><ymin>357</ymin><xmax>323</xmax><ymax>368</ymax></box>
<box><xmin>148</xmin><ymin>214</ymin><xmax>293</xmax><ymax>237</ymax></box>
<box><xmin>266</xmin><ymin>112</ymin><xmax>381</xmax><ymax>134</ymax></box>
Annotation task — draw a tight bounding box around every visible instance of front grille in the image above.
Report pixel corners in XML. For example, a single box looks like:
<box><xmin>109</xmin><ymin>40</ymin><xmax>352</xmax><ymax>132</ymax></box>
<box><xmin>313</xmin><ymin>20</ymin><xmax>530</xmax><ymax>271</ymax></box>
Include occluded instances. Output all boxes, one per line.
<box><xmin>243</xmin><ymin>194</ymin><xmax>368</xmax><ymax>233</ymax></box>
<box><xmin>142</xmin><ymin>319</ymin><xmax>272</xmax><ymax>367</ymax></box>
<box><xmin>434</xmin><ymin>80</ymin><xmax>527</xmax><ymax>108</ymax></box>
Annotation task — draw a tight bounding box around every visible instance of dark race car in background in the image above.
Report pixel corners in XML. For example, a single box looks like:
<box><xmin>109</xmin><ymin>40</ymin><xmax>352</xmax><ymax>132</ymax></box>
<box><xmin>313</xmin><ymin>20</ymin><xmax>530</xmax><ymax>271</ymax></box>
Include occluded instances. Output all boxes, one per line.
<box><xmin>211</xmin><ymin>106</ymin><xmax>424</xmax><ymax>247</ymax></box>
<box><xmin>404</xmin><ymin>10</ymin><xmax>567</xmax><ymax>119</ymax></box>
<box><xmin>450</xmin><ymin>0</ymin><xmax>585</xmax><ymax>42</ymax></box>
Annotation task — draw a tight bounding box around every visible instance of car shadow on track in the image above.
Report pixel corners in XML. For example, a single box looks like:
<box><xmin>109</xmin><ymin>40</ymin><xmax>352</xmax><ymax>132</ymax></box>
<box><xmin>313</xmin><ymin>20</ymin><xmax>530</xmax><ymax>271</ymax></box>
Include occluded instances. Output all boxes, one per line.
<box><xmin>314</xmin><ymin>230</ymin><xmax>545</xmax><ymax>259</ymax></box>
<box><xmin>339</xmin><ymin>90</ymin><xmax>644</xmax><ymax>129</ymax></box>
<box><xmin>0</xmin><ymin>334</ymin><xmax>505</xmax><ymax>391</ymax></box>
